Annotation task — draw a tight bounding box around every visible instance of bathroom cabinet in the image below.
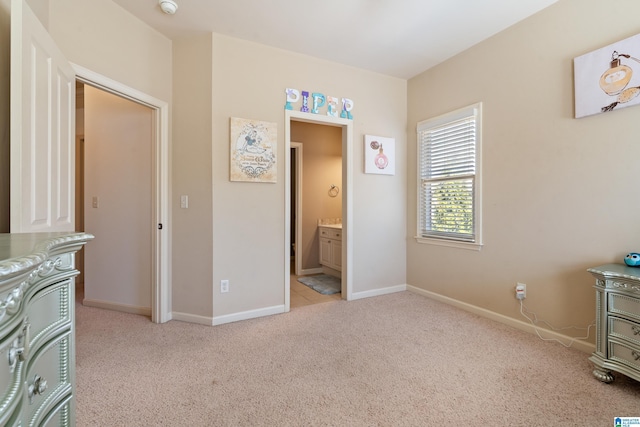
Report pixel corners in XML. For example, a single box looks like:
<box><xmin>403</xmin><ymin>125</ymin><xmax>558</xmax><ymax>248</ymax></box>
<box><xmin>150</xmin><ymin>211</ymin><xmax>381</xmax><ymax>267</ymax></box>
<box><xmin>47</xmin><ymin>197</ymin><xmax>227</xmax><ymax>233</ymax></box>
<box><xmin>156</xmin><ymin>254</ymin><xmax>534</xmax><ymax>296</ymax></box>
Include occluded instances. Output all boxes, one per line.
<box><xmin>318</xmin><ymin>226</ymin><xmax>342</xmax><ymax>272</ymax></box>
<box><xmin>0</xmin><ymin>233</ymin><xmax>93</xmax><ymax>426</ymax></box>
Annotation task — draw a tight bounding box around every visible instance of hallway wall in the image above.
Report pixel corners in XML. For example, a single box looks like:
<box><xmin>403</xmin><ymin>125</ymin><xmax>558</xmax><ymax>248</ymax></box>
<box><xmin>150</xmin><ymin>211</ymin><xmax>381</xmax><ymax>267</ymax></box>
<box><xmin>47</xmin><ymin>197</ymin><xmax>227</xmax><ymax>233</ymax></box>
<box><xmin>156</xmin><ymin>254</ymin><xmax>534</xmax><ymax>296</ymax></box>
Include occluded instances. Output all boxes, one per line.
<box><xmin>83</xmin><ymin>85</ymin><xmax>153</xmax><ymax>313</ymax></box>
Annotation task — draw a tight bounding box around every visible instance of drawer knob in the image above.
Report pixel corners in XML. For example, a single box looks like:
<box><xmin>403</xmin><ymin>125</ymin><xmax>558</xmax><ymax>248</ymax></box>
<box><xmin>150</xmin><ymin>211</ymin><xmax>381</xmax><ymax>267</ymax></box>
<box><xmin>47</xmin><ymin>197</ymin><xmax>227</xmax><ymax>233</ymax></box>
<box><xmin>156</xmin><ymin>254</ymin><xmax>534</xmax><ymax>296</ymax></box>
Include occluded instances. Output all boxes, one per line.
<box><xmin>7</xmin><ymin>321</ymin><xmax>30</xmax><ymax>373</ymax></box>
<box><xmin>28</xmin><ymin>374</ymin><xmax>48</xmax><ymax>404</ymax></box>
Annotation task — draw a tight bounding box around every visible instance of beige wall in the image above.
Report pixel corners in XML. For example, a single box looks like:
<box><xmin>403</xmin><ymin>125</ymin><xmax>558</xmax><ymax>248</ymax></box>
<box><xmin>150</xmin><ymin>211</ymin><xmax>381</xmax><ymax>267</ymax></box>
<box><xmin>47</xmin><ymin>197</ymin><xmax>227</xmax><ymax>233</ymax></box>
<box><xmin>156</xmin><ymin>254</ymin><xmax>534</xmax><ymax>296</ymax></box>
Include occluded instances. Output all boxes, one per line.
<box><xmin>210</xmin><ymin>34</ymin><xmax>407</xmax><ymax>318</ymax></box>
<box><xmin>42</xmin><ymin>2</ymin><xmax>406</xmax><ymax>321</ymax></box>
<box><xmin>47</xmin><ymin>0</ymin><xmax>172</xmax><ymax>104</ymax></box>
<box><xmin>407</xmin><ymin>0</ymin><xmax>640</xmax><ymax>342</ymax></box>
<box><xmin>291</xmin><ymin>121</ymin><xmax>342</xmax><ymax>271</ymax></box>
<box><xmin>171</xmin><ymin>34</ymin><xmax>213</xmax><ymax>317</ymax></box>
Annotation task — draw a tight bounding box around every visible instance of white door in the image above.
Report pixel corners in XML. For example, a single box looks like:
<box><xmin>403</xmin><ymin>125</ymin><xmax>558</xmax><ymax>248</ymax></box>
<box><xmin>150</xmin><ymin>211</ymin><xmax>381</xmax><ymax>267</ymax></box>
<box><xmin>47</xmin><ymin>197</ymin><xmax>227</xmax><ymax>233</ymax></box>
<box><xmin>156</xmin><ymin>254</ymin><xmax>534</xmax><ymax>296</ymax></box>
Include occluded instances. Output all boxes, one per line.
<box><xmin>10</xmin><ymin>0</ymin><xmax>75</xmax><ymax>232</ymax></box>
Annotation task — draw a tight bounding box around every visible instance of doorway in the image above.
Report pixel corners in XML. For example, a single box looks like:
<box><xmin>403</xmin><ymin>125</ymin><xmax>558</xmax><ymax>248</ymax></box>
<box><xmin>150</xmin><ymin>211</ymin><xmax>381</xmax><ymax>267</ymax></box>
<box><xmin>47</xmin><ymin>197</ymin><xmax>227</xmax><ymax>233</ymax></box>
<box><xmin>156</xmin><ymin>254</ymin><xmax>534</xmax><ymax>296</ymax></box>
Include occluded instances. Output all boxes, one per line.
<box><xmin>79</xmin><ymin>83</ymin><xmax>153</xmax><ymax>317</ymax></box>
<box><xmin>73</xmin><ymin>64</ymin><xmax>171</xmax><ymax>323</ymax></box>
<box><xmin>289</xmin><ymin>140</ymin><xmax>343</xmax><ymax>308</ymax></box>
<box><xmin>284</xmin><ymin>110</ymin><xmax>354</xmax><ymax>311</ymax></box>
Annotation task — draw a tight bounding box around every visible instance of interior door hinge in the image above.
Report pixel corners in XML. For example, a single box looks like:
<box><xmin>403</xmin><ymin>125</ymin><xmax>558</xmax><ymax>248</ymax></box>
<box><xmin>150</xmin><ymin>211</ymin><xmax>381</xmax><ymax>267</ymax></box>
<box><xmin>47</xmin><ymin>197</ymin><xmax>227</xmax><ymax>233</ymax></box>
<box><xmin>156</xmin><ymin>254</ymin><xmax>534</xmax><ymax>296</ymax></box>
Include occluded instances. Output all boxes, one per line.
<box><xmin>158</xmin><ymin>223</ymin><xmax>163</xmax><ymax>230</ymax></box>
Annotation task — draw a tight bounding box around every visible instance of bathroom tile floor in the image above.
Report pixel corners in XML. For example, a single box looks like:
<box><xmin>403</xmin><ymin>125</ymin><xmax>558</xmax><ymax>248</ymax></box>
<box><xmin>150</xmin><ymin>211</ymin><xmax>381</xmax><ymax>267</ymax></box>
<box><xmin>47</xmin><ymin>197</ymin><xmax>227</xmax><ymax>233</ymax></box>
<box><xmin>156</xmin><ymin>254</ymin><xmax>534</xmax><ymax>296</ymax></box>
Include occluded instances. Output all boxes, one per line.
<box><xmin>290</xmin><ymin>263</ymin><xmax>342</xmax><ymax>308</ymax></box>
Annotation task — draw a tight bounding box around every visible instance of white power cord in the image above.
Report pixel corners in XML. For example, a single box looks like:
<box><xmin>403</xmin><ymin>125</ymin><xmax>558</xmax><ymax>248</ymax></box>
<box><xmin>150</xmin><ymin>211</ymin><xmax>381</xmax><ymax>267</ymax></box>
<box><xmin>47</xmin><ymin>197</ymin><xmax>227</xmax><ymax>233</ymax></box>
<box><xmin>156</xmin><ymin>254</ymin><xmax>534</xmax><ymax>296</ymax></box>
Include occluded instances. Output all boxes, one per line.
<box><xmin>519</xmin><ymin>300</ymin><xmax>595</xmax><ymax>348</ymax></box>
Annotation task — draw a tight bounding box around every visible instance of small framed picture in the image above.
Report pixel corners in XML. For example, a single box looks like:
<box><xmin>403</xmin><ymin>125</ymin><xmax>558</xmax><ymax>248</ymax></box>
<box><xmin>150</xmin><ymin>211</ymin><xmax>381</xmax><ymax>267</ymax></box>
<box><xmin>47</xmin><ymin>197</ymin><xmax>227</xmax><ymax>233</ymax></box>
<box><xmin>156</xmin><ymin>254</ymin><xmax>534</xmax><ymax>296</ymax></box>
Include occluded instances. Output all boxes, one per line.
<box><xmin>230</xmin><ymin>117</ymin><xmax>277</xmax><ymax>183</ymax></box>
<box><xmin>364</xmin><ymin>135</ymin><xmax>395</xmax><ymax>175</ymax></box>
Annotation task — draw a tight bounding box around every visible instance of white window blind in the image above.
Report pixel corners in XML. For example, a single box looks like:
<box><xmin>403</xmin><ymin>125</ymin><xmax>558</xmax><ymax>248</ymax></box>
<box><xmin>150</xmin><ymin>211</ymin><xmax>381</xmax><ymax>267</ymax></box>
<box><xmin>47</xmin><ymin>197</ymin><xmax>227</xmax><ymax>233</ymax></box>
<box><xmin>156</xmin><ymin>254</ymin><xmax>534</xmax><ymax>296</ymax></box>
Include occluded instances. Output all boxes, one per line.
<box><xmin>417</xmin><ymin>104</ymin><xmax>481</xmax><ymax>244</ymax></box>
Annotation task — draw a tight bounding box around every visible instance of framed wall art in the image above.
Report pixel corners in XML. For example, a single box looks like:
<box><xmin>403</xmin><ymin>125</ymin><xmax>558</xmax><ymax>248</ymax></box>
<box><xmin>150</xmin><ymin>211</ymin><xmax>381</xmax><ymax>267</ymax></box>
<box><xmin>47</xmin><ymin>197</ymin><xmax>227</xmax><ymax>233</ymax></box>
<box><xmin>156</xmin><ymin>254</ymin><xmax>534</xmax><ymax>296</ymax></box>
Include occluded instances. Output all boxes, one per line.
<box><xmin>230</xmin><ymin>117</ymin><xmax>277</xmax><ymax>183</ymax></box>
<box><xmin>364</xmin><ymin>135</ymin><xmax>395</xmax><ymax>175</ymax></box>
<box><xmin>574</xmin><ymin>33</ymin><xmax>640</xmax><ymax>118</ymax></box>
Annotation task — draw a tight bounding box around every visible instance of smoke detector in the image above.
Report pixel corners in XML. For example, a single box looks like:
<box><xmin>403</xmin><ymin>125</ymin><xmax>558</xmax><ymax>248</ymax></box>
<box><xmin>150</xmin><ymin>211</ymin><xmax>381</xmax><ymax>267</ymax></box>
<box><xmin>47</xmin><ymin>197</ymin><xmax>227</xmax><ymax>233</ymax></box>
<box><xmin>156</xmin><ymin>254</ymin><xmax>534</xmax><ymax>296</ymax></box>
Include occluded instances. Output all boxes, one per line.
<box><xmin>159</xmin><ymin>0</ymin><xmax>178</xmax><ymax>14</ymax></box>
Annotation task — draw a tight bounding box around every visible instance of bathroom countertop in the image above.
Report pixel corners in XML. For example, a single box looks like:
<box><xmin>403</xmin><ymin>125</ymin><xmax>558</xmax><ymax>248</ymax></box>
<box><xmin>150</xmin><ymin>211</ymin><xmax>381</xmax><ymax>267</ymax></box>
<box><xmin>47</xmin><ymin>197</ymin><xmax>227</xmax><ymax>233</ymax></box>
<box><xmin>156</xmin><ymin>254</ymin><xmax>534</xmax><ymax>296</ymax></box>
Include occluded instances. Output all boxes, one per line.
<box><xmin>318</xmin><ymin>224</ymin><xmax>342</xmax><ymax>230</ymax></box>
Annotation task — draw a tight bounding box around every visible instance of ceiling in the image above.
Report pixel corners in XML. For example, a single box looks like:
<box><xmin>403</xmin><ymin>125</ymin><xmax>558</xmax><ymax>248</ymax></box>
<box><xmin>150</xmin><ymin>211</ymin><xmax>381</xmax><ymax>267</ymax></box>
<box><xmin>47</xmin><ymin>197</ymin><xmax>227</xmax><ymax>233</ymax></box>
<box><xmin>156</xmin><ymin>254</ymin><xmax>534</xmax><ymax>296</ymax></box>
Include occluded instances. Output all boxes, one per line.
<box><xmin>112</xmin><ymin>0</ymin><xmax>559</xmax><ymax>79</ymax></box>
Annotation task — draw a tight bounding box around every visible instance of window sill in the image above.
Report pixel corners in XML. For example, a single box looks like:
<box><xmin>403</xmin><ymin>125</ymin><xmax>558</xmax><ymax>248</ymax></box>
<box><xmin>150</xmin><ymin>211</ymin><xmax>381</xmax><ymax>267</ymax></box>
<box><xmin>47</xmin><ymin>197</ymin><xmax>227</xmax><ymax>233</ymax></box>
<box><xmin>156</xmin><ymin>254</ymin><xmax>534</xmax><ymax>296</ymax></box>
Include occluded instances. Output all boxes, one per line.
<box><xmin>414</xmin><ymin>236</ymin><xmax>483</xmax><ymax>251</ymax></box>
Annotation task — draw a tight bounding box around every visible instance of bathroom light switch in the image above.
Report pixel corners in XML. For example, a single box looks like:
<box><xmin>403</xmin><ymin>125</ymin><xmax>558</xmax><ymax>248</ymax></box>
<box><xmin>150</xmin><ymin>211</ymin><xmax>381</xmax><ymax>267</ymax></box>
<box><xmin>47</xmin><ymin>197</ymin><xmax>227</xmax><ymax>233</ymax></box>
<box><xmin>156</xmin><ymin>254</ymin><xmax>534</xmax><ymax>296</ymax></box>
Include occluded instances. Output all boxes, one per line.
<box><xmin>180</xmin><ymin>195</ymin><xmax>188</xmax><ymax>209</ymax></box>
<box><xmin>92</xmin><ymin>196</ymin><xmax>99</xmax><ymax>208</ymax></box>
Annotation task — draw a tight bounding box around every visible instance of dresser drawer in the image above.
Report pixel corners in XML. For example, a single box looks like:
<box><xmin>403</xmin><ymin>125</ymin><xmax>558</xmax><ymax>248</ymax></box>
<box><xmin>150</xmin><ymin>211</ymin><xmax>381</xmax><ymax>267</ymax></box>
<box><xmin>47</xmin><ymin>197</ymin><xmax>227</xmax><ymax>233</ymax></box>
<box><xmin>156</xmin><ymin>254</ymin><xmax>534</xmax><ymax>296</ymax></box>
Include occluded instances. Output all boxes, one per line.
<box><xmin>27</xmin><ymin>279</ymin><xmax>72</xmax><ymax>351</ymax></box>
<box><xmin>319</xmin><ymin>228</ymin><xmax>342</xmax><ymax>240</ymax></box>
<box><xmin>25</xmin><ymin>330</ymin><xmax>72</xmax><ymax>427</ymax></box>
<box><xmin>0</xmin><ymin>323</ymin><xmax>26</xmax><ymax>427</ymax></box>
<box><xmin>39</xmin><ymin>393</ymin><xmax>72</xmax><ymax>427</ymax></box>
<box><xmin>0</xmin><ymin>254</ymin><xmax>74</xmax><ymax>332</ymax></box>
<box><xmin>608</xmin><ymin>292</ymin><xmax>640</xmax><ymax>323</ymax></box>
<box><xmin>609</xmin><ymin>316</ymin><xmax>640</xmax><ymax>347</ymax></box>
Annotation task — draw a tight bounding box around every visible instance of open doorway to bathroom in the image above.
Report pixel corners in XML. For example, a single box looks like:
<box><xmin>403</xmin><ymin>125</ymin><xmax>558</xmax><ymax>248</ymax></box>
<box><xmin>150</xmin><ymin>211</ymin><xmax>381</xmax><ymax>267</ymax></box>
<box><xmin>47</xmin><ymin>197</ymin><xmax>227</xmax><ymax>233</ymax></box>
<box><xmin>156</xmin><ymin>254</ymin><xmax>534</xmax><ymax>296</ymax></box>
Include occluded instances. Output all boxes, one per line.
<box><xmin>284</xmin><ymin>110</ymin><xmax>354</xmax><ymax>311</ymax></box>
<box><xmin>289</xmin><ymin>132</ymin><xmax>342</xmax><ymax>308</ymax></box>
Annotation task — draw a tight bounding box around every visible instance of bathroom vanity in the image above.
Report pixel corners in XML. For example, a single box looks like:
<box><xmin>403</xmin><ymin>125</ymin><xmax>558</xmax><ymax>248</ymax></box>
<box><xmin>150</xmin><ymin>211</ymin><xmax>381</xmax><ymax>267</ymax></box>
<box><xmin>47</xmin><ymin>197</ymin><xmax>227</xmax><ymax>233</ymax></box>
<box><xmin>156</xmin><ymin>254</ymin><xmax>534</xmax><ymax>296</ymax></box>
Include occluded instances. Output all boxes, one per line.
<box><xmin>318</xmin><ymin>224</ymin><xmax>342</xmax><ymax>273</ymax></box>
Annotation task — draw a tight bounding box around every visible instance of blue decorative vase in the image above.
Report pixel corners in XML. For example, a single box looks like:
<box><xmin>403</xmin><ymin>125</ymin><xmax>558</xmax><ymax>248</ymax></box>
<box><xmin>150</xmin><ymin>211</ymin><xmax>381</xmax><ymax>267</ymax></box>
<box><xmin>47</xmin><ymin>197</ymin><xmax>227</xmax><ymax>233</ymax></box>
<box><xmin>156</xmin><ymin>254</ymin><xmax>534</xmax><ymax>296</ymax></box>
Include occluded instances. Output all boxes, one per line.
<box><xmin>624</xmin><ymin>253</ymin><xmax>640</xmax><ymax>267</ymax></box>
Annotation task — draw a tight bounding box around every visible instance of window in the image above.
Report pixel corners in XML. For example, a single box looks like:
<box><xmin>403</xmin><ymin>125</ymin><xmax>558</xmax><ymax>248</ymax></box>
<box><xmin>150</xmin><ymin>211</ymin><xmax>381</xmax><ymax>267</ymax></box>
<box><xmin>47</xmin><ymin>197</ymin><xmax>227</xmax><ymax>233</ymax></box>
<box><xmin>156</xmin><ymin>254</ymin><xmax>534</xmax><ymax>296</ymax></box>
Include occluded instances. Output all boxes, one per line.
<box><xmin>416</xmin><ymin>103</ymin><xmax>482</xmax><ymax>250</ymax></box>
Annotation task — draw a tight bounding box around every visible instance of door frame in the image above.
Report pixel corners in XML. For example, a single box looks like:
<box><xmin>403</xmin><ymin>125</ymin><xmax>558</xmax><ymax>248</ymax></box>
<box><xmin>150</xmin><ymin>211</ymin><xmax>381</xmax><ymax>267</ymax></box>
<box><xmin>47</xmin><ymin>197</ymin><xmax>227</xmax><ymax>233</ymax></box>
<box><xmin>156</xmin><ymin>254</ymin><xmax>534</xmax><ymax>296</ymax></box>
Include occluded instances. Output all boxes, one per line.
<box><xmin>284</xmin><ymin>110</ymin><xmax>353</xmax><ymax>311</ymax></box>
<box><xmin>73</xmin><ymin>63</ymin><xmax>171</xmax><ymax>324</ymax></box>
<box><xmin>291</xmin><ymin>142</ymin><xmax>302</xmax><ymax>276</ymax></box>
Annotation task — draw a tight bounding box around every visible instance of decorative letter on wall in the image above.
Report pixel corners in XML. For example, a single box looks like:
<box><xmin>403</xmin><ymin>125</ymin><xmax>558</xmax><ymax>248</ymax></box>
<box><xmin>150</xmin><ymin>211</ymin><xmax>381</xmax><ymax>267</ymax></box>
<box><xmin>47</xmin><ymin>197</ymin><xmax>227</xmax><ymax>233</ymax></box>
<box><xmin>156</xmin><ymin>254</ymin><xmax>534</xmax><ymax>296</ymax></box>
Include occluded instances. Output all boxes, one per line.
<box><xmin>327</xmin><ymin>96</ymin><xmax>339</xmax><ymax>117</ymax></box>
<box><xmin>230</xmin><ymin>117</ymin><xmax>277</xmax><ymax>183</ymax></box>
<box><xmin>285</xmin><ymin>88</ymin><xmax>300</xmax><ymax>110</ymax></box>
<box><xmin>300</xmin><ymin>91</ymin><xmax>310</xmax><ymax>113</ymax></box>
<box><xmin>311</xmin><ymin>93</ymin><xmax>326</xmax><ymax>114</ymax></box>
<box><xmin>341</xmin><ymin>98</ymin><xmax>354</xmax><ymax>119</ymax></box>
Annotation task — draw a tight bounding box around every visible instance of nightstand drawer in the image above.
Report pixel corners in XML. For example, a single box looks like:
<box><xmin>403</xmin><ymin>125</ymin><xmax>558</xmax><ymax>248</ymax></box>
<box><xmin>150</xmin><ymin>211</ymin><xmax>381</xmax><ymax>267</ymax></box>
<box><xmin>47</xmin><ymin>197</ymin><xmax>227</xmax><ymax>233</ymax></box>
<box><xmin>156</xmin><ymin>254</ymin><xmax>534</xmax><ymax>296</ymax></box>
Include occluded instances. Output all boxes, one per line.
<box><xmin>609</xmin><ymin>292</ymin><xmax>640</xmax><ymax>323</ymax></box>
<box><xmin>609</xmin><ymin>316</ymin><xmax>640</xmax><ymax>347</ymax></box>
<box><xmin>609</xmin><ymin>338</ymin><xmax>640</xmax><ymax>372</ymax></box>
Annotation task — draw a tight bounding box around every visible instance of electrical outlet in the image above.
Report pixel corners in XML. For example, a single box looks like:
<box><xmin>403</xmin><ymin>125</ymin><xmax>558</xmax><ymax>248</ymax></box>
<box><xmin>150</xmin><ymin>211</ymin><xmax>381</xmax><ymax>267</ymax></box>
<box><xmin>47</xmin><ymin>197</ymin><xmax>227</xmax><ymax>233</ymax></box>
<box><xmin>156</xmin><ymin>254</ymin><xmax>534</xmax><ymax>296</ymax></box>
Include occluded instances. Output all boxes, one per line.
<box><xmin>221</xmin><ymin>279</ymin><xmax>229</xmax><ymax>293</ymax></box>
<box><xmin>516</xmin><ymin>283</ymin><xmax>526</xmax><ymax>300</ymax></box>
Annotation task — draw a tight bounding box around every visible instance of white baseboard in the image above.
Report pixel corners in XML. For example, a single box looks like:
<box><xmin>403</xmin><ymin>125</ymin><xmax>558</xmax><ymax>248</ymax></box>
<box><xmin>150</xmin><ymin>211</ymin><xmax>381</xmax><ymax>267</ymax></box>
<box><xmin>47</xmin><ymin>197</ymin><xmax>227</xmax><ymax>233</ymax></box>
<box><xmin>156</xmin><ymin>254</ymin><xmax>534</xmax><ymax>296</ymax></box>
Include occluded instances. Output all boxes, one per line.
<box><xmin>406</xmin><ymin>285</ymin><xmax>595</xmax><ymax>354</ymax></box>
<box><xmin>83</xmin><ymin>298</ymin><xmax>151</xmax><ymax>317</ymax></box>
<box><xmin>300</xmin><ymin>267</ymin><xmax>323</xmax><ymax>276</ymax></box>
<box><xmin>212</xmin><ymin>305</ymin><xmax>285</xmax><ymax>326</ymax></box>
<box><xmin>351</xmin><ymin>284</ymin><xmax>407</xmax><ymax>301</ymax></box>
<box><xmin>172</xmin><ymin>311</ymin><xmax>212</xmax><ymax>326</ymax></box>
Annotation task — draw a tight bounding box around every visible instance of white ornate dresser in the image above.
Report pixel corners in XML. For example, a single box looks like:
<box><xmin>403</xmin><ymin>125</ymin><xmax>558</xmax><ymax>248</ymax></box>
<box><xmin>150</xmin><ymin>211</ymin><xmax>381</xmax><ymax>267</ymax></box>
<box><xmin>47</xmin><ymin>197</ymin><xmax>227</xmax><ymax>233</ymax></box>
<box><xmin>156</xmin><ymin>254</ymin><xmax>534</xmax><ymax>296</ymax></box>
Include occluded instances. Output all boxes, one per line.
<box><xmin>0</xmin><ymin>233</ymin><xmax>93</xmax><ymax>426</ymax></box>
<box><xmin>588</xmin><ymin>264</ymin><xmax>640</xmax><ymax>383</ymax></box>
